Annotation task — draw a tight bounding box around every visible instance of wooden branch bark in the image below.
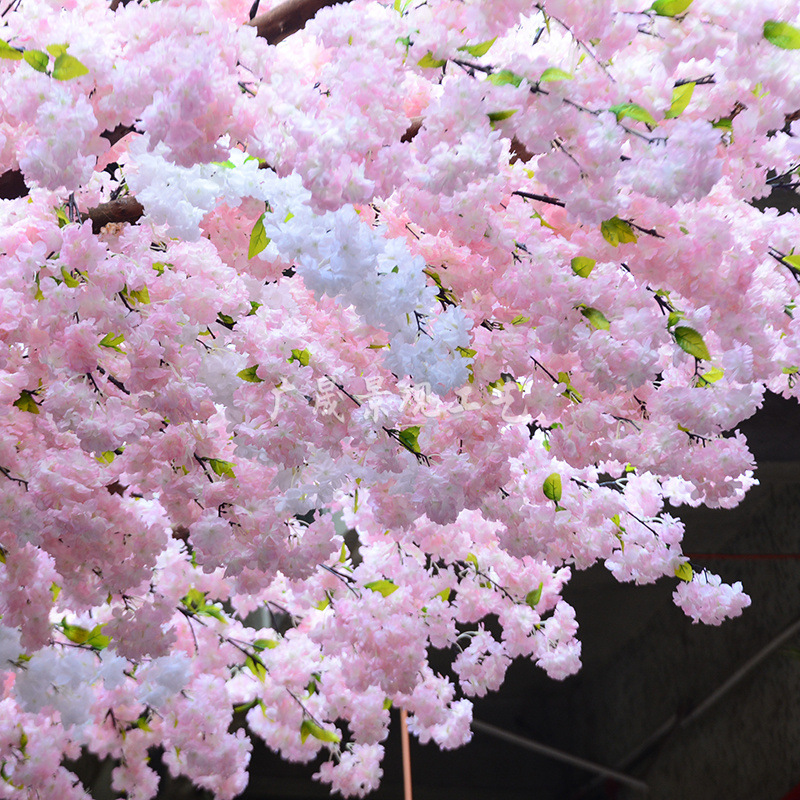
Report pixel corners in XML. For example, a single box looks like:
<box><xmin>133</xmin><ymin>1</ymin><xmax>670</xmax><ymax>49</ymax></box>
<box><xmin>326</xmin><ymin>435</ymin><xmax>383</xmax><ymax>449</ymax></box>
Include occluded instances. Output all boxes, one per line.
<box><xmin>248</xmin><ymin>0</ymin><xmax>353</xmax><ymax>44</ymax></box>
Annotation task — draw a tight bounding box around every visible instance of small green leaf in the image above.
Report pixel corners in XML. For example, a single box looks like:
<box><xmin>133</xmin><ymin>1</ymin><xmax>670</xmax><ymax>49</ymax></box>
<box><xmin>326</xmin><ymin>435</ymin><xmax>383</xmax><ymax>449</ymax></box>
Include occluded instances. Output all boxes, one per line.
<box><xmin>600</xmin><ymin>217</ymin><xmax>638</xmax><ymax>247</ymax></box>
<box><xmin>466</xmin><ymin>553</ymin><xmax>479</xmax><ymax>570</ymax></box>
<box><xmin>60</xmin><ymin>266</ymin><xmax>81</xmax><ymax>288</ymax></box>
<box><xmin>217</xmin><ymin>312</ymin><xmax>235</xmax><ymax>329</ymax></box>
<box><xmin>609</xmin><ymin>102</ymin><xmax>657</xmax><ymax>126</ymax></box>
<box><xmin>511</xmin><ymin>315</ymin><xmax>529</xmax><ymax>325</ymax></box>
<box><xmin>487</xmin><ymin>69</ymin><xmax>523</xmax><ymax>87</ymax></box>
<box><xmin>46</xmin><ymin>44</ymin><xmax>68</xmax><ymax>58</ymax></box>
<box><xmin>248</xmin><ymin>214</ymin><xmax>270</xmax><ymax>259</ymax></box>
<box><xmin>457</xmin><ymin>38</ymin><xmax>496</xmax><ymax>57</ymax></box>
<box><xmin>674</xmin><ymin>326</ymin><xmax>711</xmax><ymax>360</ymax></box>
<box><xmin>213</xmin><ymin>159</ymin><xmax>236</xmax><ymax>169</ymax></box>
<box><xmin>665</xmin><ymin>82</ymin><xmax>695</xmax><ymax>119</ymax></box>
<box><xmin>417</xmin><ymin>52</ymin><xmax>446</xmax><ymax>68</ymax></box>
<box><xmin>245</xmin><ymin>654</ymin><xmax>267</xmax><ymax>682</ymax></box>
<box><xmin>667</xmin><ymin>311</ymin><xmax>684</xmax><ymax>328</ymax></box>
<box><xmin>487</xmin><ymin>109</ymin><xmax>517</xmax><ymax>123</ymax></box>
<box><xmin>712</xmin><ymin>117</ymin><xmax>733</xmax><ymax>131</ymax></box>
<box><xmin>13</xmin><ymin>390</ymin><xmax>39</xmax><ymax>414</ymax></box>
<box><xmin>50</xmin><ymin>583</ymin><xmax>61</xmax><ymax>601</ymax></box>
<box><xmin>288</xmin><ymin>348</ymin><xmax>310</xmax><ymax>367</ymax></box>
<box><xmin>128</xmin><ymin>285</ymin><xmax>150</xmax><ymax>304</ymax></box>
<box><xmin>540</xmin><ymin>67</ymin><xmax>573</xmax><ymax>82</ymax></box>
<box><xmin>697</xmin><ymin>366</ymin><xmax>724</xmax><ymax>386</ymax></box>
<box><xmin>97</xmin><ymin>451</ymin><xmax>116</xmax><ymax>464</ymax></box>
<box><xmin>542</xmin><ymin>473</ymin><xmax>562</xmax><ymax>503</ymax></box>
<box><xmin>365</xmin><ymin>579</ymin><xmax>399</xmax><ymax>597</ymax></box>
<box><xmin>580</xmin><ymin>306</ymin><xmax>611</xmax><ymax>330</ymax></box>
<box><xmin>237</xmin><ymin>365</ymin><xmax>264</xmax><ymax>383</ymax></box>
<box><xmin>300</xmin><ymin>719</ymin><xmax>340</xmax><ymax>744</ymax></box>
<box><xmin>55</xmin><ymin>206</ymin><xmax>70</xmax><ymax>228</ymax></box>
<box><xmin>99</xmin><ymin>332</ymin><xmax>125</xmax><ymax>352</ymax></box>
<box><xmin>763</xmin><ymin>20</ymin><xmax>800</xmax><ymax>49</ymax></box>
<box><xmin>783</xmin><ymin>366</ymin><xmax>799</xmax><ymax>374</ymax></box>
<box><xmin>208</xmin><ymin>458</ymin><xmax>236</xmax><ymax>478</ymax></box>
<box><xmin>253</xmin><ymin>638</ymin><xmax>278</xmax><ymax>650</ymax></box>
<box><xmin>383</xmin><ymin>697</ymin><xmax>393</xmax><ymax>710</ymax></box>
<box><xmin>525</xmin><ymin>582</ymin><xmax>543</xmax><ymax>608</ymax></box>
<box><xmin>783</xmin><ymin>254</ymin><xmax>800</xmax><ymax>271</ymax></box>
<box><xmin>22</xmin><ymin>49</ymin><xmax>48</xmax><ymax>72</ymax></box>
<box><xmin>651</xmin><ymin>0</ymin><xmax>693</xmax><ymax>16</ymax></box>
<box><xmin>52</xmin><ymin>53</ymin><xmax>88</xmax><ymax>80</ymax></box>
<box><xmin>674</xmin><ymin>562</ymin><xmax>693</xmax><ymax>582</ymax></box>
<box><xmin>61</xmin><ymin>621</ymin><xmax>91</xmax><ymax>645</ymax></box>
<box><xmin>398</xmin><ymin>425</ymin><xmax>421</xmax><ymax>454</ymax></box>
<box><xmin>571</xmin><ymin>256</ymin><xmax>596</xmax><ymax>277</ymax></box>
<box><xmin>0</xmin><ymin>39</ymin><xmax>23</xmax><ymax>60</ymax></box>
<box><xmin>86</xmin><ymin>624</ymin><xmax>110</xmax><ymax>650</ymax></box>
<box><xmin>435</xmin><ymin>587</ymin><xmax>451</xmax><ymax>602</ymax></box>
<box><xmin>134</xmin><ymin>713</ymin><xmax>153</xmax><ymax>732</ymax></box>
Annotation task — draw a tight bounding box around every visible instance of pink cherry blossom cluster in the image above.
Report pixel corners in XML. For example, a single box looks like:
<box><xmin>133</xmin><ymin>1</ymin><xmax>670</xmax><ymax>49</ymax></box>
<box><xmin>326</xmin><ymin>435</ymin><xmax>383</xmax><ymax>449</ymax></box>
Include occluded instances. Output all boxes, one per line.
<box><xmin>0</xmin><ymin>0</ymin><xmax>798</xmax><ymax>795</ymax></box>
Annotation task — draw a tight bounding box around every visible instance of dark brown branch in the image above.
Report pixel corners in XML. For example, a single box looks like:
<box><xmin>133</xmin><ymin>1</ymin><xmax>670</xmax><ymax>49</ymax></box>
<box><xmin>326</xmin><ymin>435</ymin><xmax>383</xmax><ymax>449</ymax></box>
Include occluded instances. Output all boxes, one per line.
<box><xmin>248</xmin><ymin>0</ymin><xmax>353</xmax><ymax>44</ymax></box>
<box><xmin>82</xmin><ymin>196</ymin><xmax>144</xmax><ymax>234</ymax></box>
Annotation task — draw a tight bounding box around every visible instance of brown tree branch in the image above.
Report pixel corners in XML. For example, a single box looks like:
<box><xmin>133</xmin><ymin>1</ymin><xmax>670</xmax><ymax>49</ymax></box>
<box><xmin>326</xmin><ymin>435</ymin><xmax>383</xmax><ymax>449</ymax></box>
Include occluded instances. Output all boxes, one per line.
<box><xmin>248</xmin><ymin>0</ymin><xmax>353</xmax><ymax>44</ymax></box>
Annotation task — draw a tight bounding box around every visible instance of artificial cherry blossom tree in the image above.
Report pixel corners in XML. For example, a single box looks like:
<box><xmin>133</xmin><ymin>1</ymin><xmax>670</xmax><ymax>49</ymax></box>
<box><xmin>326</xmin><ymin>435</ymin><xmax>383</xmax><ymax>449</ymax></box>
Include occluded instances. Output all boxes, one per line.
<box><xmin>1</xmin><ymin>0</ymin><xmax>799</xmax><ymax>795</ymax></box>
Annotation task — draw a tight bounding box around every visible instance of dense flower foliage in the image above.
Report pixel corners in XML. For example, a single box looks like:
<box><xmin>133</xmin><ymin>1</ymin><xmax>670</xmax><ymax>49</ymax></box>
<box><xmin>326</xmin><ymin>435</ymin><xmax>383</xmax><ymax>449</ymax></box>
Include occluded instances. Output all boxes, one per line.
<box><xmin>1</xmin><ymin>0</ymin><xmax>799</xmax><ymax>795</ymax></box>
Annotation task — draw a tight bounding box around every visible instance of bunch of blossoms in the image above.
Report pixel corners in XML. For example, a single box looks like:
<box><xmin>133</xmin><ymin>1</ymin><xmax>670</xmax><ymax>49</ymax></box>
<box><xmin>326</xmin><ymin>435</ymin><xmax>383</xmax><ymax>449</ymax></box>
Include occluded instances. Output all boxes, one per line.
<box><xmin>0</xmin><ymin>0</ymin><xmax>799</xmax><ymax>795</ymax></box>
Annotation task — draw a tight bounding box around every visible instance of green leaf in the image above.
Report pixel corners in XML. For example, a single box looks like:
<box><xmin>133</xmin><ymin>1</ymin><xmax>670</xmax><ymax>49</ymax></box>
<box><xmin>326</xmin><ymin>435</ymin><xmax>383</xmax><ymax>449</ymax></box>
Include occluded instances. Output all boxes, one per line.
<box><xmin>580</xmin><ymin>306</ymin><xmax>611</xmax><ymax>331</ymax></box>
<box><xmin>237</xmin><ymin>365</ymin><xmax>264</xmax><ymax>383</ymax></box>
<box><xmin>417</xmin><ymin>52</ymin><xmax>446</xmax><ymax>68</ymax></box>
<box><xmin>398</xmin><ymin>425</ymin><xmax>421</xmax><ymax>454</ymax></box>
<box><xmin>46</xmin><ymin>43</ymin><xmax>68</xmax><ymax>57</ymax></box>
<box><xmin>13</xmin><ymin>390</ymin><xmax>39</xmax><ymax>414</ymax></box>
<box><xmin>61</xmin><ymin>620</ymin><xmax>91</xmax><ymax>645</ymax></box>
<box><xmin>86</xmin><ymin>624</ymin><xmax>110</xmax><ymax>650</ymax></box>
<box><xmin>466</xmin><ymin>553</ymin><xmax>479</xmax><ymax>570</ymax></box>
<box><xmin>487</xmin><ymin>109</ymin><xmax>517</xmax><ymax>123</ymax></box>
<box><xmin>383</xmin><ymin>697</ymin><xmax>393</xmax><ymax>710</ymax></box>
<box><xmin>52</xmin><ymin>53</ymin><xmax>88</xmax><ymax>80</ymax></box>
<box><xmin>245</xmin><ymin>654</ymin><xmax>267</xmax><ymax>682</ymax></box>
<box><xmin>763</xmin><ymin>20</ymin><xmax>800</xmax><ymax>49</ymax></box>
<box><xmin>712</xmin><ymin>117</ymin><xmax>733</xmax><ymax>131</ymax></box>
<box><xmin>213</xmin><ymin>159</ymin><xmax>236</xmax><ymax>168</ymax></box>
<box><xmin>55</xmin><ymin>207</ymin><xmax>70</xmax><ymax>228</ymax></box>
<box><xmin>435</xmin><ymin>587</ymin><xmax>451</xmax><ymax>602</ymax></box>
<box><xmin>783</xmin><ymin>254</ymin><xmax>800</xmax><ymax>271</ymax></box>
<box><xmin>128</xmin><ymin>285</ymin><xmax>150</xmax><ymax>304</ymax></box>
<box><xmin>571</xmin><ymin>256</ymin><xmax>596</xmax><ymax>277</ymax></box>
<box><xmin>609</xmin><ymin>102</ymin><xmax>657</xmax><ymax>126</ymax></box>
<box><xmin>487</xmin><ymin>69</ymin><xmax>523</xmax><ymax>87</ymax></box>
<box><xmin>600</xmin><ymin>217</ymin><xmax>638</xmax><ymax>247</ymax></box>
<box><xmin>673</xmin><ymin>326</ymin><xmax>710</xmax><ymax>360</ymax></box>
<box><xmin>674</xmin><ymin>562</ymin><xmax>693</xmax><ymax>582</ymax></box>
<box><xmin>651</xmin><ymin>0</ymin><xmax>693</xmax><ymax>16</ymax></box>
<box><xmin>253</xmin><ymin>638</ymin><xmax>278</xmax><ymax>650</ymax></box>
<box><xmin>208</xmin><ymin>458</ymin><xmax>236</xmax><ymax>478</ymax></box>
<box><xmin>99</xmin><ymin>332</ymin><xmax>125</xmax><ymax>352</ymax></box>
<box><xmin>97</xmin><ymin>451</ymin><xmax>116</xmax><ymax>464</ymax></box>
<box><xmin>697</xmin><ymin>366</ymin><xmax>724</xmax><ymax>386</ymax></box>
<box><xmin>217</xmin><ymin>312</ymin><xmax>235</xmax><ymax>329</ymax></box>
<box><xmin>540</xmin><ymin>67</ymin><xmax>573</xmax><ymax>82</ymax></box>
<box><xmin>457</xmin><ymin>38</ymin><xmax>496</xmax><ymax>57</ymax></box>
<box><xmin>60</xmin><ymin>266</ymin><xmax>81</xmax><ymax>288</ymax></box>
<box><xmin>783</xmin><ymin>366</ymin><xmax>799</xmax><ymax>374</ymax></box>
<box><xmin>152</xmin><ymin>261</ymin><xmax>168</xmax><ymax>275</ymax></box>
<box><xmin>542</xmin><ymin>472</ymin><xmax>562</xmax><ymax>503</ymax></box>
<box><xmin>525</xmin><ymin>582</ymin><xmax>543</xmax><ymax>609</ymax></box>
<box><xmin>248</xmin><ymin>214</ymin><xmax>270</xmax><ymax>259</ymax></box>
<box><xmin>511</xmin><ymin>314</ymin><xmax>529</xmax><ymax>325</ymax></box>
<box><xmin>364</xmin><ymin>579</ymin><xmax>399</xmax><ymax>597</ymax></box>
<box><xmin>22</xmin><ymin>49</ymin><xmax>48</xmax><ymax>72</ymax></box>
<box><xmin>666</xmin><ymin>82</ymin><xmax>695</xmax><ymax>119</ymax></box>
<box><xmin>667</xmin><ymin>311</ymin><xmax>683</xmax><ymax>328</ymax></box>
<box><xmin>300</xmin><ymin>719</ymin><xmax>340</xmax><ymax>744</ymax></box>
<box><xmin>0</xmin><ymin>39</ymin><xmax>23</xmax><ymax>60</ymax></box>
<box><xmin>288</xmin><ymin>348</ymin><xmax>310</xmax><ymax>366</ymax></box>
